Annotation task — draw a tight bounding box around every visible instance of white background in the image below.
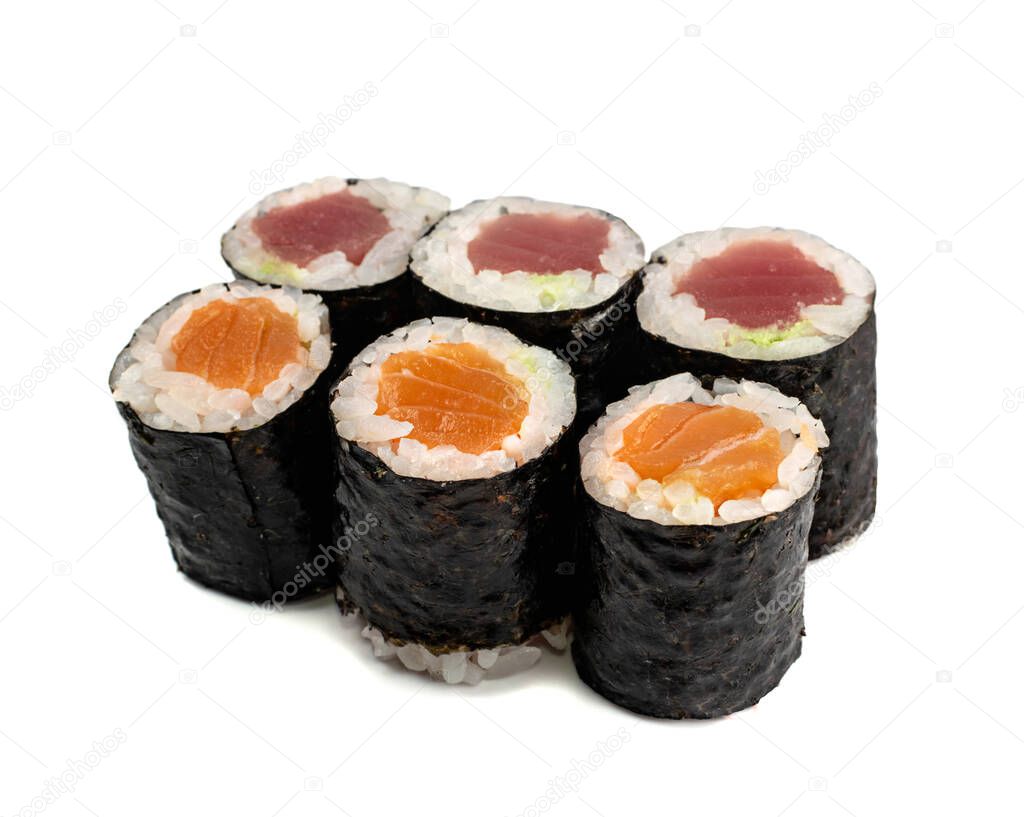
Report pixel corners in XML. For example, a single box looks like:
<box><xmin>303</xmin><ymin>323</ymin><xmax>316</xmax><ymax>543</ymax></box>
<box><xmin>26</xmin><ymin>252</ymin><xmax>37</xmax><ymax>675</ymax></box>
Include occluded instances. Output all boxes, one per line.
<box><xmin>2</xmin><ymin>1</ymin><xmax>1022</xmax><ymax>814</ymax></box>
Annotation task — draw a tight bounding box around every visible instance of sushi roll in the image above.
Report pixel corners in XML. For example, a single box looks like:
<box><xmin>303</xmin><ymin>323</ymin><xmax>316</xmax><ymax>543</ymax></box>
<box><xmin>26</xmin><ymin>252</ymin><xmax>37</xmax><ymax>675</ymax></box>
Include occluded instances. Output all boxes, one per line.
<box><xmin>635</xmin><ymin>227</ymin><xmax>876</xmax><ymax>557</ymax></box>
<box><xmin>573</xmin><ymin>374</ymin><xmax>828</xmax><ymax>719</ymax></box>
<box><xmin>110</xmin><ymin>282</ymin><xmax>335</xmax><ymax>602</ymax></box>
<box><xmin>330</xmin><ymin>317</ymin><xmax>576</xmax><ymax>683</ymax></box>
<box><xmin>408</xmin><ymin>197</ymin><xmax>645</xmax><ymax>427</ymax></box>
<box><xmin>222</xmin><ymin>177</ymin><xmax>449</xmax><ymax>373</ymax></box>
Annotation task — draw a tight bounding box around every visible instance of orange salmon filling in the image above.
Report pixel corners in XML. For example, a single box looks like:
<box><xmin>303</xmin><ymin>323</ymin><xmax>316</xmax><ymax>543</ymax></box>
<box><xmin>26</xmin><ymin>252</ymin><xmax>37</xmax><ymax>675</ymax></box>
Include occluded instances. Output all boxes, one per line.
<box><xmin>619</xmin><ymin>403</ymin><xmax>784</xmax><ymax>510</ymax></box>
<box><xmin>172</xmin><ymin>298</ymin><xmax>303</xmax><ymax>396</ymax></box>
<box><xmin>376</xmin><ymin>343</ymin><xmax>528</xmax><ymax>455</ymax></box>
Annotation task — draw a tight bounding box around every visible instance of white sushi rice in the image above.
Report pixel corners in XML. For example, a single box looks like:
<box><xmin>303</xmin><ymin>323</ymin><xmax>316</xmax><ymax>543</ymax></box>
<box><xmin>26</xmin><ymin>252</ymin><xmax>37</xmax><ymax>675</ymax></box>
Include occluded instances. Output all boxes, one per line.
<box><xmin>111</xmin><ymin>282</ymin><xmax>331</xmax><ymax>433</ymax></box>
<box><xmin>338</xmin><ymin>587</ymin><xmax>571</xmax><ymax>685</ymax></box>
<box><xmin>222</xmin><ymin>177</ymin><xmax>449</xmax><ymax>291</ymax></box>
<box><xmin>638</xmin><ymin>227</ymin><xmax>876</xmax><ymax>360</ymax></box>
<box><xmin>410</xmin><ymin>196</ymin><xmax>644</xmax><ymax>312</ymax></box>
<box><xmin>580</xmin><ymin>373</ymin><xmax>829</xmax><ymax>526</ymax></box>
<box><xmin>331</xmin><ymin>317</ymin><xmax>575</xmax><ymax>481</ymax></box>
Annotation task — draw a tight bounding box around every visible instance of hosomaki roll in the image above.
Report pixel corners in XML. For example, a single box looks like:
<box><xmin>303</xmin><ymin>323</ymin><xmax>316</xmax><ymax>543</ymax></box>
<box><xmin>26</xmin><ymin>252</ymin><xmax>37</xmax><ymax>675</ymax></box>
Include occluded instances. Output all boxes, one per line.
<box><xmin>330</xmin><ymin>317</ymin><xmax>576</xmax><ymax>683</ymax></box>
<box><xmin>408</xmin><ymin>197</ymin><xmax>644</xmax><ymax>428</ymax></box>
<box><xmin>222</xmin><ymin>177</ymin><xmax>449</xmax><ymax>374</ymax></box>
<box><xmin>634</xmin><ymin>227</ymin><xmax>876</xmax><ymax>557</ymax></box>
<box><xmin>110</xmin><ymin>283</ymin><xmax>335</xmax><ymax>601</ymax></box>
<box><xmin>573</xmin><ymin>373</ymin><xmax>827</xmax><ymax>719</ymax></box>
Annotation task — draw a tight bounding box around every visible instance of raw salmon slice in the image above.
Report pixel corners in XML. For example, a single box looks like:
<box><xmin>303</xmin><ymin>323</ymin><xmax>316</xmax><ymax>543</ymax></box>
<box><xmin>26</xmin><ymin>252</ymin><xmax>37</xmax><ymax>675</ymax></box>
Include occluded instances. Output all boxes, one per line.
<box><xmin>467</xmin><ymin>212</ymin><xmax>610</xmax><ymax>275</ymax></box>
<box><xmin>172</xmin><ymin>298</ymin><xmax>302</xmax><ymax>395</ymax></box>
<box><xmin>252</xmin><ymin>189</ymin><xmax>391</xmax><ymax>267</ymax></box>
<box><xmin>677</xmin><ymin>240</ymin><xmax>844</xmax><ymax>329</ymax></box>
<box><xmin>376</xmin><ymin>343</ymin><xmax>528</xmax><ymax>455</ymax></box>
<box><xmin>619</xmin><ymin>402</ymin><xmax>784</xmax><ymax>510</ymax></box>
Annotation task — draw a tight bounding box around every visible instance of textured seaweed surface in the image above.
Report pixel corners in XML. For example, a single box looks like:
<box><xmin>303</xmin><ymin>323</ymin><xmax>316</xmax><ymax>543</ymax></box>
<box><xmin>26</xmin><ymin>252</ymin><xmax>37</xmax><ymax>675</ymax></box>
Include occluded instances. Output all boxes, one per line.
<box><xmin>633</xmin><ymin>312</ymin><xmax>877</xmax><ymax>558</ymax></box>
<box><xmin>408</xmin><ymin>273</ymin><xmax>641</xmax><ymax>433</ymax></box>
<box><xmin>227</xmin><ymin>262</ymin><xmax>413</xmax><ymax>383</ymax></box>
<box><xmin>333</xmin><ymin>436</ymin><xmax>576</xmax><ymax>651</ymax></box>
<box><xmin>110</xmin><ymin>339</ymin><xmax>336</xmax><ymax>603</ymax></box>
<box><xmin>572</xmin><ymin>479</ymin><xmax>816</xmax><ymax>719</ymax></box>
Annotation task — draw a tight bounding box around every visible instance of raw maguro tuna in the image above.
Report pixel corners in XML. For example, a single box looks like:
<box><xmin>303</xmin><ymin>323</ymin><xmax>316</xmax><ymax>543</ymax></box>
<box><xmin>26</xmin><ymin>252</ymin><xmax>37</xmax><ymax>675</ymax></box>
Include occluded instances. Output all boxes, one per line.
<box><xmin>634</xmin><ymin>227</ymin><xmax>877</xmax><ymax>557</ymax></box>
<box><xmin>574</xmin><ymin>374</ymin><xmax>827</xmax><ymax>718</ymax></box>
<box><xmin>252</xmin><ymin>188</ymin><xmax>392</xmax><ymax>268</ymax></box>
<box><xmin>680</xmin><ymin>240</ymin><xmax>844</xmax><ymax>329</ymax></box>
<box><xmin>222</xmin><ymin>177</ymin><xmax>449</xmax><ymax>374</ymax></box>
<box><xmin>110</xmin><ymin>283</ymin><xmax>336</xmax><ymax>601</ymax></box>
<box><xmin>330</xmin><ymin>317</ymin><xmax>576</xmax><ymax>684</ymax></box>
<box><xmin>409</xmin><ymin>197</ymin><xmax>645</xmax><ymax>429</ymax></box>
<box><xmin>466</xmin><ymin>211</ymin><xmax>611</xmax><ymax>275</ymax></box>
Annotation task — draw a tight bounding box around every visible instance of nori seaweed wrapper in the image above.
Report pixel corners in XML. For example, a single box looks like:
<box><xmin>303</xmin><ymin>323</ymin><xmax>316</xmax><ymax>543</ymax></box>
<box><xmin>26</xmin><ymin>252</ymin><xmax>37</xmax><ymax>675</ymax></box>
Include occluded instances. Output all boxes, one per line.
<box><xmin>110</xmin><ymin>297</ymin><xmax>336</xmax><ymax>603</ymax></box>
<box><xmin>409</xmin><ymin>273</ymin><xmax>641</xmax><ymax>433</ymax></box>
<box><xmin>633</xmin><ymin>311</ymin><xmax>876</xmax><ymax>558</ymax></box>
<box><xmin>227</xmin><ymin>263</ymin><xmax>413</xmax><ymax>385</ymax></box>
<box><xmin>333</xmin><ymin>434</ymin><xmax>575</xmax><ymax>651</ymax></box>
<box><xmin>572</xmin><ymin>474</ymin><xmax>818</xmax><ymax>719</ymax></box>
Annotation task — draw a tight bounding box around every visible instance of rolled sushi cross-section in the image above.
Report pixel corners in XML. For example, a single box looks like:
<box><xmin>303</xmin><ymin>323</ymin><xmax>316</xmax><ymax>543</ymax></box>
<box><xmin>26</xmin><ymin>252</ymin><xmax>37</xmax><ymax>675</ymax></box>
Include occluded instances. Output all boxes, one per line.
<box><xmin>222</xmin><ymin>177</ymin><xmax>449</xmax><ymax>371</ymax></box>
<box><xmin>111</xmin><ymin>282</ymin><xmax>336</xmax><ymax>601</ymax></box>
<box><xmin>331</xmin><ymin>317</ymin><xmax>576</xmax><ymax>683</ymax></box>
<box><xmin>636</xmin><ymin>227</ymin><xmax>877</xmax><ymax>556</ymax></box>
<box><xmin>573</xmin><ymin>374</ymin><xmax>827</xmax><ymax>718</ymax></box>
<box><xmin>409</xmin><ymin>197</ymin><xmax>645</xmax><ymax>426</ymax></box>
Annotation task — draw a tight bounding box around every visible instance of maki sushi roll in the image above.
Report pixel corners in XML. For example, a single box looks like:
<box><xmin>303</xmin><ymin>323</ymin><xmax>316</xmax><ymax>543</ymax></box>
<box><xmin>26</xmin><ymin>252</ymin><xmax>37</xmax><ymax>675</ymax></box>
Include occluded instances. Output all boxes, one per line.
<box><xmin>408</xmin><ymin>197</ymin><xmax>644</xmax><ymax>427</ymax></box>
<box><xmin>110</xmin><ymin>282</ymin><xmax>335</xmax><ymax>602</ymax></box>
<box><xmin>635</xmin><ymin>227</ymin><xmax>876</xmax><ymax>557</ymax></box>
<box><xmin>574</xmin><ymin>374</ymin><xmax>828</xmax><ymax>719</ymax></box>
<box><xmin>330</xmin><ymin>317</ymin><xmax>576</xmax><ymax>683</ymax></box>
<box><xmin>222</xmin><ymin>177</ymin><xmax>449</xmax><ymax>373</ymax></box>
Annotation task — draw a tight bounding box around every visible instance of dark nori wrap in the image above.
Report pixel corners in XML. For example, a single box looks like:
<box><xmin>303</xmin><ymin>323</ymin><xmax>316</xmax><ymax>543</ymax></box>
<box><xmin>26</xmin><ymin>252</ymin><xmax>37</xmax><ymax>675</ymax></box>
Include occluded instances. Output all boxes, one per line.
<box><xmin>633</xmin><ymin>311</ymin><xmax>876</xmax><ymax>558</ymax></box>
<box><xmin>572</xmin><ymin>475</ymin><xmax>817</xmax><ymax>719</ymax></box>
<box><xmin>409</xmin><ymin>273</ymin><xmax>641</xmax><ymax>433</ymax></box>
<box><xmin>333</xmin><ymin>433</ymin><xmax>576</xmax><ymax>651</ymax></box>
<box><xmin>110</xmin><ymin>294</ymin><xmax>336</xmax><ymax>603</ymax></box>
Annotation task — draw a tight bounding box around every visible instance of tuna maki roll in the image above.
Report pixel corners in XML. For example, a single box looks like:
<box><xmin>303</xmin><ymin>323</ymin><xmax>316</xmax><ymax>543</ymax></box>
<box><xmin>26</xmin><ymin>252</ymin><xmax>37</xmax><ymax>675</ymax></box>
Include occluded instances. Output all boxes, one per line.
<box><xmin>573</xmin><ymin>374</ymin><xmax>828</xmax><ymax>718</ymax></box>
<box><xmin>635</xmin><ymin>227</ymin><xmax>876</xmax><ymax>557</ymax></box>
<box><xmin>110</xmin><ymin>282</ymin><xmax>335</xmax><ymax>602</ymax></box>
<box><xmin>330</xmin><ymin>317</ymin><xmax>576</xmax><ymax>683</ymax></box>
<box><xmin>222</xmin><ymin>177</ymin><xmax>449</xmax><ymax>374</ymax></box>
<box><xmin>408</xmin><ymin>197</ymin><xmax>644</xmax><ymax>428</ymax></box>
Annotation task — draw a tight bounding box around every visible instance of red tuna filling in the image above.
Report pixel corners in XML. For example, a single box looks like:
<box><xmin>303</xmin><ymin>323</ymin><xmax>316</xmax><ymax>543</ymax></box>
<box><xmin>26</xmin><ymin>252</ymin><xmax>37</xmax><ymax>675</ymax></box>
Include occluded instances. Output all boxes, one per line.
<box><xmin>252</xmin><ymin>189</ymin><xmax>391</xmax><ymax>268</ymax></box>
<box><xmin>676</xmin><ymin>240</ymin><xmax>844</xmax><ymax>329</ymax></box>
<box><xmin>467</xmin><ymin>212</ymin><xmax>610</xmax><ymax>275</ymax></box>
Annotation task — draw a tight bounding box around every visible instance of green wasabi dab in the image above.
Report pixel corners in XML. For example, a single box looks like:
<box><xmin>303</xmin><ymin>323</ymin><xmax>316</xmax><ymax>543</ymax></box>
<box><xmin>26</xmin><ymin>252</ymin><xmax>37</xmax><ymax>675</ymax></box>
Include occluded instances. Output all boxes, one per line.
<box><xmin>732</xmin><ymin>320</ymin><xmax>816</xmax><ymax>347</ymax></box>
<box><xmin>257</xmin><ymin>259</ymin><xmax>303</xmax><ymax>285</ymax></box>
<box><xmin>529</xmin><ymin>273</ymin><xmax>587</xmax><ymax>310</ymax></box>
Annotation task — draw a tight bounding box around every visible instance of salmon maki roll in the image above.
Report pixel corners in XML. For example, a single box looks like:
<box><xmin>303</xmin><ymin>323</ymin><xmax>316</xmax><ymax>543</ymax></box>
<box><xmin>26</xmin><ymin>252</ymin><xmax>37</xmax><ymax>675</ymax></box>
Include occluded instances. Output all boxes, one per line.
<box><xmin>330</xmin><ymin>317</ymin><xmax>576</xmax><ymax>683</ymax></box>
<box><xmin>573</xmin><ymin>373</ymin><xmax>828</xmax><ymax>718</ymax></box>
<box><xmin>110</xmin><ymin>282</ymin><xmax>335</xmax><ymax>601</ymax></box>
<box><xmin>634</xmin><ymin>227</ymin><xmax>876</xmax><ymax>557</ymax></box>
<box><xmin>222</xmin><ymin>177</ymin><xmax>449</xmax><ymax>373</ymax></box>
<box><xmin>408</xmin><ymin>197</ymin><xmax>644</xmax><ymax>429</ymax></box>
